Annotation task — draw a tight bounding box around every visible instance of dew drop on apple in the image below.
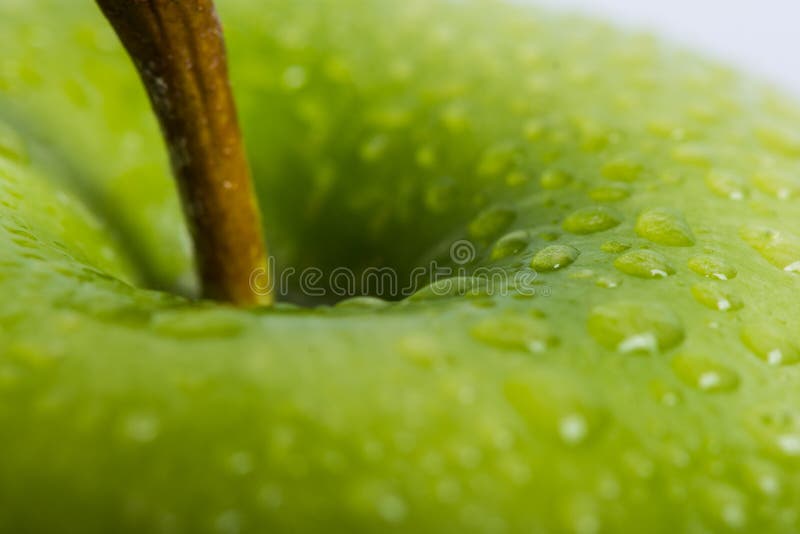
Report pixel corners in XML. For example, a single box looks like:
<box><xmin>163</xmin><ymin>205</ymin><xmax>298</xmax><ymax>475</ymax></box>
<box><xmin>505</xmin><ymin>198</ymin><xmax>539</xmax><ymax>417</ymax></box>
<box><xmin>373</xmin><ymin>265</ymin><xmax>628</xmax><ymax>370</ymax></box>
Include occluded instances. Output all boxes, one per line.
<box><xmin>504</xmin><ymin>371</ymin><xmax>603</xmax><ymax>447</ymax></box>
<box><xmin>257</xmin><ymin>483</ymin><xmax>283</xmax><ymax>509</ymax></box>
<box><xmin>281</xmin><ymin>65</ymin><xmax>308</xmax><ymax>91</ymax></box>
<box><xmin>741</xmin><ymin>459</ymin><xmax>782</xmax><ymax>497</ymax></box>
<box><xmin>477</xmin><ymin>145</ymin><xmax>517</xmax><ymax>180</ymax></box>
<box><xmin>409</xmin><ymin>277</ymin><xmax>489</xmax><ymax>301</ymax></box>
<box><xmin>424</xmin><ymin>181</ymin><xmax>455</xmax><ymax>213</ymax></box>
<box><xmin>226</xmin><ymin>451</ymin><xmax>254</xmax><ymax>476</ymax></box>
<box><xmin>705</xmin><ymin>170</ymin><xmax>747</xmax><ymax>200</ymax></box>
<box><xmin>739</xmin><ymin>225</ymin><xmax>800</xmax><ymax>273</ymax></box>
<box><xmin>613</xmin><ymin>249</ymin><xmax>675</xmax><ymax>279</ymax></box>
<box><xmin>468</xmin><ymin>206</ymin><xmax>517</xmax><ymax>243</ymax></box>
<box><xmin>490</xmin><ymin>230</ymin><xmax>529</xmax><ymax>261</ymax></box>
<box><xmin>671</xmin><ymin>143</ymin><xmax>713</xmax><ymax>167</ymax></box>
<box><xmin>595</xmin><ymin>274</ymin><xmax>622</xmax><ymax>289</ymax></box>
<box><xmin>470</xmin><ymin>316</ymin><xmax>556</xmax><ymax>353</ymax></box>
<box><xmin>588</xmin><ymin>184</ymin><xmax>631</xmax><ymax>202</ymax></box>
<box><xmin>701</xmin><ymin>483</ymin><xmax>749</xmax><ymax>531</ymax></box>
<box><xmin>687</xmin><ymin>254</ymin><xmax>737</xmax><ymax>280</ymax></box>
<box><xmin>649</xmin><ymin>380</ymin><xmax>682</xmax><ymax>406</ymax></box>
<box><xmin>397</xmin><ymin>334</ymin><xmax>446</xmax><ymax>368</ymax></box>
<box><xmin>751</xmin><ymin>169</ymin><xmax>800</xmax><ymax>199</ymax></box>
<box><xmin>691</xmin><ymin>282</ymin><xmax>743</xmax><ymax>312</ymax></box>
<box><xmin>635</xmin><ymin>208</ymin><xmax>695</xmax><ymax>247</ymax></box>
<box><xmin>756</xmin><ymin>124</ymin><xmax>800</xmax><ymax>157</ymax></box>
<box><xmin>539</xmin><ymin>168</ymin><xmax>572</xmax><ymax>190</ymax></box>
<box><xmin>671</xmin><ymin>354</ymin><xmax>740</xmax><ymax>393</ymax></box>
<box><xmin>588</xmin><ymin>301</ymin><xmax>684</xmax><ymax>354</ymax></box>
<box><xmin>376</xmin><ymin>493</ymin><xmax>407</xmax><ymax>524</ymax></box>
<box><xmin>562</xmin><ymin>206</ymin><xmax>622</xmax><ymax>235</ymax></box>
<box><xmin>435</xmin><ymin>478</ymin><xmax>462</xmax><ymax>504</ymax></box>
<box><xmin>568</xmin><ymin>268</ymin><xmax>595</xmax><ymax>280</ymax></box>
<box><xmin>415</xmin><ymin>145</ymin><xmax>437</xmax><ymax>168</ymax></box>
<box><xmin>558</xmin><ymin>413</ymin><xmax>589</xmax><ymax>445</ymax></box>
<box><xmin>335</xmin><ymin>296</ymin><xmax>390</xmax><ymax>310</ymax></box>
<box><xmin>740</xmin><ymin>322</ymin><xmax>800</xmax><ymax>366</ymax></box>
<box><xmin>122</xmin><ymin>412</ymin><xmax>160</xmax><ymax>443</ymax></box>
<box><xmin>601</xmin><ymin>157</ymin><xmax>643</xmax><ymax>182</ymax></box>
<box><xmin>214</xmin><ymin>509</ymin><xmax>242</xmax><ymax>534</ymax></box>
<box><xmin>531</xmin><ymin>244</ymin><xmax>579</xmax><ymax>272</ymax></box>
<box><xmin>600</xmin><ymin>240</ymin><xmax>631</xmax><ymax>254</ymax></box>
<box><xmin>622</xmin><ymin>450</ymin><xmax>655</xmax><ymax>480</ymax></box>
<box><xmin>359</xmin><ymin>134</ymin><xmax>389</xmax><ymax>162</ymax></box>
<box><xmin>560</xmin><ymin>495</ymin><xmax>601</xmax><ymax>534</ymax></box>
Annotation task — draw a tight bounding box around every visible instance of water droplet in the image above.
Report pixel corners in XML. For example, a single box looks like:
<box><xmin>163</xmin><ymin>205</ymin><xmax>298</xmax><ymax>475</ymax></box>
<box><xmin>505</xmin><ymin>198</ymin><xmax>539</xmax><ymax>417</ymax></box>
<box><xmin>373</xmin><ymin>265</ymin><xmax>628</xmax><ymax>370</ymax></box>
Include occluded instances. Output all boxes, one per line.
<box><xmin>671</xmin><ymin>354</ymin><xmax>740</xmax><ymax>392</ymax></box>
<box><xmin>539</xmin><ymin>169</ymin><xmax>572</xmax><ymax>190</ymax></box>
<box><xmin>397</xmin><ymin>334</ymin><xmax>447</xmax><ymax>367</ymax></box>
<box><xmin>752</xmin><ymin>169</ymin><xmax>800</xmax><ymax>199</ymax></box>
<box><xmin>706</xmin><ymin>170</ymin><xmax>747</xmax><ymax>200</ymax></box>
<box><xmin>588</xmin><ymin>184</ymin><xmax>631</xmax><ymax>202</ymax></box>
<box><xmin>559</xmin><ymin>413</ymin><xmax>589</xmax><ymax>445</ymax></box>
<box><xmin>602</xmin><ymin>157</ymin><xmax>643</xmax><ymax>182</ymax></box>
<box><xmin>649</xmin><ymin>380</ymin><xmax>682</xmax><ymax>406</ymax></box>
<box><xmin>214</xmin><ymin>510</ymin><xmax>242</xmax><ymax>534</ymax></box>
<box><xmin>519</xmin><ymin>116</ymin><xmax>544</xmax><ymax>139</ymax></box>
<box><xmin>123</xmin><ymin>412</ymin><xmax>160</xmax><ymax>443</ymax></box>
<box><xmin>531</xmin><ymin>245</ymin><xmax>580</xmax><ymax>272</ymax></box>
<box><xmin>776</xmin><ymin>434</ymin><xmax>800</xmax><ymax>456</ymax></box>
<box><xmin>335</xmin><ymin>296</ymin><xmax>391</xmax><ymax>310</ymax></box>
<box><xmin>595</xmin><ymin>275</ymin><xmax>623</xmax><ymax>289</ymax></box>
<box><xmin>468</xmin><ymin>207</ymin><xmax>516</xmax><ymax>243</ymax></box>
<box><xmin>740</xmin><ymin>226</ymin><xmax>800</xmax><ymax>272</ymax></box>
<box><xmin>471</xmin><ymin>316</ymin><xmax>557</xmax><ymax>353</ymax></box>
<box><xmin>257</xmin><ymin>483</ymin><xmax>283</xmax><ymax>509</ymax></box>
<box><xmin>562</xmin><ymin>207</ymin><xmax>622</xmax><ymax>235</ymax></box>
<box><xmin>691</xmin><ymin>282</ymin><xmax>743</xmax><ymax>311</ymax></box>
<box><xmin>671</xmin><ymin>143</ymin><xmax>712</xmax><ymax>166</ymax></box>
<box><xmin>635</xmin><ymin>208</ymin><xmax>695</xmax><ymax>246</ymax></box>
<box><xmin>600</xmin><ymin>240</ymin><xmax>631</xmax><ymax>254</ymax></box>
<box><xmin>756</xmin><ymin>124</ymin><xmax>800</xmax><ymax>157</ymax></box>
<box><xmin>741</xmin><ymin>459</ymin><xmax>782</xmax><ymax>497</ymax></box>
<box><xmin>360</xmin><ymin>134</ymin><xmax>389</xmax><ymax>162</ymax></box>
<box><xmin>614</xmin><ymin>249</ymin><xmax>675</xmax><ymax>278</ymax></box>
<box><xmin>741</xmin><ymin>322</ymin><xmax>800</xmax><ymax>365</ymax></box>
<box><xmin>687</xmin><ymin>255</ymin><xmax>737</xmax><ymax>280</ymax></box>
<box><xmin>226</xmin><ymin>451</ymin><xmax>254</xmax><ymax>475</ymax></box>
<box><xmin>281</xmin><ymin>65</ymin><xmax>308</xmax><ymax>90</ymax></box>
<box><xmin>491</xmin><ymin>230</ymin><xmax>529</xmax><ymax>260</ymax></box>
<box><xmin>588</xmin><ymin>301</ymin><xmax>684</xmax><ymax>353</ymax></box>
<box><xmin>702</xmin><ymin>483</ymin><xmax>748</xmax><ymax>530</ymax></box>
<box><xmin>477</xmin><ymin>143</ymin><xmax>518</xmax><ymax>177</ymax></box>
<box><xmin>424</xmin><ymin>180</ymin><xmax>455</xmax><ymax>213</ymax></box>
<box><xmin>376</xmin><ymin>493</ymin><xmax>407</xmax><ymax>524</ymax></box>
<box><xmin>415</xmin><ymin>146</ymin><xmax>437</xmax><ymax>168</ymax></box>
<box><xmin>569</xmin><ymin>268</ymin><xmax>595</xmax><ymax>280</ymax></box>
<box><xmin>504</xmin><ymin>370</ymin><xmax>603</xmax><ymax>446</ymax></box>
<box><xmin>440</xmin><ymin>103</ymin><xmax>470</xmax><ymax>133</ymax></box>
<box><xmin>505</xmin><ymin>170</ymin><xmax>530</xmax><ymax>187</ymax></box>
<box><xmin>409</xmin><ymin>277</ymin><xmax>489</xmax><ymax>301</ymax></box>
<box><xmin>647</xmin><ymin>119</ymin><xmax>686</xmax><ymax>140</ymax></box>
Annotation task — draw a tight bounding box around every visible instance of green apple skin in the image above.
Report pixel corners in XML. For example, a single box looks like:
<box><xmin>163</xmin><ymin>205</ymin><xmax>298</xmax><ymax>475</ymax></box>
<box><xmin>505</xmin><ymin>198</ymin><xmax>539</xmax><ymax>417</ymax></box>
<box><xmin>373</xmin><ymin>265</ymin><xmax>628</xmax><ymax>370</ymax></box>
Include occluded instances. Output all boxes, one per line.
<box><xmin>3</xmin><ymin>0</ymin><xmax>800</xmax><ymax>532</ymax></box>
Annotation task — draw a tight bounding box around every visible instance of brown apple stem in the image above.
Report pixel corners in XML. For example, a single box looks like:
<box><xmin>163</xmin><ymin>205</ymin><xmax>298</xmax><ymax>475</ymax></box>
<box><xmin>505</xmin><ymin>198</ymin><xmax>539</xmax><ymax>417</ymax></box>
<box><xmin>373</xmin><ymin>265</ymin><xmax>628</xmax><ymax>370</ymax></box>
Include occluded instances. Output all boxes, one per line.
<box><xmin>96</xmin><ymin>0</ymin><xmax>271</xmax><ymax>306</ymax></box>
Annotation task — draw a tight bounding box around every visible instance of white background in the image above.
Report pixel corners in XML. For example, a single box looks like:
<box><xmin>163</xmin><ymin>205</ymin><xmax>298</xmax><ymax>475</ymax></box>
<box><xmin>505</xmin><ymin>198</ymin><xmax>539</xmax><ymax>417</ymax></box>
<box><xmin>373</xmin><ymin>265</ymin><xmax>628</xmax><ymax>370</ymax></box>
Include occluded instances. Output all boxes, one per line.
<box><xmin>533</xmin><ymin>0</ymin><xmax>800</xmax><ymax>96</ymax></box>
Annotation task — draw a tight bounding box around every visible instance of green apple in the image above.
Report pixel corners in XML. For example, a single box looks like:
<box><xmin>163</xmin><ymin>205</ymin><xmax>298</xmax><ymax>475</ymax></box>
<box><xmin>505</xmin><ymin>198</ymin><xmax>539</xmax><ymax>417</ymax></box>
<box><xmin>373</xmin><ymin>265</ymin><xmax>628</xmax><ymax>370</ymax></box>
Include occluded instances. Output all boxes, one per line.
<box><xmin>2</xmin><ymin>0</ymin><xmax>800</xmax><ymax>532</ymax></box>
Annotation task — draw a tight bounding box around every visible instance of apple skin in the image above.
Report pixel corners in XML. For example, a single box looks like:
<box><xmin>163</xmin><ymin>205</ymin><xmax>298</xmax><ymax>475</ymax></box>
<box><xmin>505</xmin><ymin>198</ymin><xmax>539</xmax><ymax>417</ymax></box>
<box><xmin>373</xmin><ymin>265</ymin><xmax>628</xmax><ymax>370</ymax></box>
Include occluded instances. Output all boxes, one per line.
<box><xmin>2</xmin><ymin>0</ymin><xmax>800</xmax><ymax>532</ymax></box>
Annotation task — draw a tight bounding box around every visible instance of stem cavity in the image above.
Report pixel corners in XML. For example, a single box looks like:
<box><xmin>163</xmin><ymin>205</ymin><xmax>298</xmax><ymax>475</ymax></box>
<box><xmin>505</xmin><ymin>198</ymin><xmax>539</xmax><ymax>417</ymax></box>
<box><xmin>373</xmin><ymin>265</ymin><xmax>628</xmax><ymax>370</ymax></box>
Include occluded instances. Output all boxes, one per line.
<box><xmin>96</xmin><ymin>0</ymin><xmax>271</xmax><ymax>306</ymax></box>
